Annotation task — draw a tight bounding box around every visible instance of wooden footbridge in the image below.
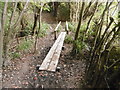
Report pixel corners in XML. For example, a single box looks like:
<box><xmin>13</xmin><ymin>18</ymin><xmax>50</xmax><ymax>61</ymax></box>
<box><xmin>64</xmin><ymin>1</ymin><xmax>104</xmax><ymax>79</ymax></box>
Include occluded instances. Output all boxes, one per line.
<box><xmin>38</xmin><ymin>21</ymin><xmax>69</xmax><ymax>72</ymax></box>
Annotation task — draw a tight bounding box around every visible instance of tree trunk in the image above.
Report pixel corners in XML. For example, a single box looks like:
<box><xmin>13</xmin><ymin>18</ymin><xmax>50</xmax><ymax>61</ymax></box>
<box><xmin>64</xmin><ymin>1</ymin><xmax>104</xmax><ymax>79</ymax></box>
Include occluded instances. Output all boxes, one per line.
<box><xmin>74</xmin><ymin>1</ymin><xmax>85</xmax><ymax>41</ymax></box>
<box><xmin>0</xmin><ymin>1</ymin><xmax>8</xmax><ymax>89</ymax></box>
<box><xmin>34</xmin><ymin>3</ymin><xmax>43</xmax><ymax>53</ymax></box>
<box><xmin>1</xmin><ymin>0</ymin><xmax>8</xmax><ymax>66</ymax></box>
<box><xmin>53</xmin><ymin>2</ymin><xmax>59</xmax><ymax>17</ymax></box>
<box><xmin>17</xmin><ymin>2</ymin><xmax>28</xmax><ymax>31</ymax></box>
<box><xmin>72</xmin><ymin>1</ymin><xmax>85</xmax><ymax>54</ymax></box>
<box><xmin>70</xmin><ymin>2</ymin><xmax>80</xmax><ymax>22</ymax></box>
<box><xmin>3</xmin><ymin>2</ymin><xmax>17</xmax><ymax>66</ymax></box>
<box><xmin>32</xmin><ymin>6</ymin><xmax>40</xmax><ymax>35</ymax></box>
<box><xmin>0</xmin><ymin>14</ymin><xmax>3</xmax><ymax>69</ymax></box>
<box><xmin>82</xmin><ymin>1</ymin><xmax>98</xmax><ymax>42</ymax></box>
<box><xmin>83</xmin><ymin>0</ymin><xmax>92</xmax><ymax>20</ymax></box>
<box><xmin>3</xmin><ymin>0</ymin><xmax>29</xmax><ymax>66</ymax></box>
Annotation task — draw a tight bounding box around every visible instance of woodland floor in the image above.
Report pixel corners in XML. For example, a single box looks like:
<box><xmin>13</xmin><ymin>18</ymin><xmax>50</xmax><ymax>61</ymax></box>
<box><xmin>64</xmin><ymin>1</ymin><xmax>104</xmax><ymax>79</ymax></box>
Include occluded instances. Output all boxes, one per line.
<box><xmin>2</xmin><ymin>13</ymin><xmax>85</xmax><ymax>88</ymax></box>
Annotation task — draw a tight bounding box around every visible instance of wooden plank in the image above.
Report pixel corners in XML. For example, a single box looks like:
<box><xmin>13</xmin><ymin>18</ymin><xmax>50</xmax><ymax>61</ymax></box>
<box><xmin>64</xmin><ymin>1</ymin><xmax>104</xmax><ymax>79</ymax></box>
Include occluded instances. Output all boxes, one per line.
<box><xmin>39</xmin><ymin>32</ymin><xmax>63</xmax><ymax>71</ymax></box>
<box><xmin>47</xmin><ymin>32</ymin><xmax>66</xmax><ymax>72</ymax></box>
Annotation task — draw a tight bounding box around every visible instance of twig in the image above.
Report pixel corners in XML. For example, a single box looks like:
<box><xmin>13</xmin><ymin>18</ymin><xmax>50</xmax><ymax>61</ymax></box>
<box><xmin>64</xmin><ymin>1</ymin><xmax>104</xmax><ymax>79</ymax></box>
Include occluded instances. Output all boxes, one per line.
<box><xmin>107</xmin><ymin>59</ymin><xmax>120</xmax><ymax>70</ymax></box>
<box><xmin>104</xmin><ymin>77</ymin><xmax>110</xmax><ymax>89</ymax></box>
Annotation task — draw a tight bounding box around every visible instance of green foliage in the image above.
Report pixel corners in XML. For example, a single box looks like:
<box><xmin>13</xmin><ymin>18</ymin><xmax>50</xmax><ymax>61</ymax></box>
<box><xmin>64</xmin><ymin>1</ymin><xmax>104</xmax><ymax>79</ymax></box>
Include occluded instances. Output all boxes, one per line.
<box><xmin>57</xmin><ymin>25</ymin><xmax>62</xmax><ymax>33</ymax></box>
<box><xmin>109</xmin><ymin>45</ymin><xmax>120</xmax><ymax>60</ymax></box>
<box><xmin>86</xmin><ymin>21</ymin><xmax>96</xmax><ymax>37</ymax></box>
<box><xmin>0</xmin><ymin>2</ymin><xmax>4</xmax><ymax>13</ymax></box>
<box><xmin>31</xmin><ymin>2</ymin><xmax>41</xmax><ymax>8</ymax></box>
<box><xmin>57</xmin><ymin>3</ymin><xmax>70</xmax><ymax>21</ymax></box>
<box><xmin>74</xmin><ymin>40</ymin><xmax>86</xmax><ymax>53</ymax></box>
<box><xmin>4</xmin><ymin>16</ymin><xmax>11</xmax><ymax>35</ymax></box>
<box><xmin>38</xmin><ymin>23</ymin><xmax>50</xmax><ymax>37</ymax></box>
<box><xmin>24</xmin><ymin>23</ymin><xmax>33</xmax><ymax>36</ymax></box>
<box><xmin>68</xmin><ymin>22</ymin><xmax>76</xmax><ymax>32</ymax></box>
<box><xmin>98</xmin><ymin>4</ymin><xmax>105</xmax><ymax>11</ymax></box>
<box><xmin>80</xmin><ymin>23</ymin><xmax>87</xmax><ymax>33</ymax></box>
<box><xmin>17</xmin><ymin>39</ymin><xmax>33</xmax><ymax>52</ymax></box>
<box><xmin>87</xmin><ymin>29</ymin><xmax>95</xmax><ymax>37</ymax></box>
<box><xmin>11</xmin><ymin>52</ymin><xmax>20</xmax><ymax>59</ymax></box>
<box><xmin>43</xmin><ymin>4</ymin><xmax>51</xmax><ymax>12</ymax></box>
<box><xmin>65</xmin><ymin>35</ymin><xmax>73</xmax><ymax>44</ymax></box>
<box><xmin>86</xmin><ymin>22</ymin><xmax>96</xmax><ymax>38</ymax></box>
<box><xmin>24</xmin><ymin>22</ymin><xmax>49</xmax><ymax>37</ymax></box>
<box><xmin>31</xmin><ymin>2</ymin><xmax>51</xmax><ymax>12</ymax></box>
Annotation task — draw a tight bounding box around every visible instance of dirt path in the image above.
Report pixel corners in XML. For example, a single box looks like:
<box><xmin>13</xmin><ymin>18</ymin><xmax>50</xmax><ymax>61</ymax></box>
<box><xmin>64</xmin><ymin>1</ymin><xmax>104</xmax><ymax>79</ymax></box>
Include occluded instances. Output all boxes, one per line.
<box><xmin>2</xmin><ymin>22</ymin><xmax>55</xmax><ymax>88</ymax></box>
<box><xmin>2</xmin><ymin>13</ymin><xmax>85</xmax><ymax>88</ymax></box>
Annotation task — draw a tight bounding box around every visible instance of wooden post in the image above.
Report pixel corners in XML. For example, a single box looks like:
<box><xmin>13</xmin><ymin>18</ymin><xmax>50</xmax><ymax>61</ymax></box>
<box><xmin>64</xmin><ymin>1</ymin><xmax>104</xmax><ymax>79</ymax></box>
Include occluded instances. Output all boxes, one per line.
<box><xmin>65</xmin><ymin>21</ymin><xmax>69</xmax><ymax>34</ymax></box>
<box><xmin>54</xmin><ymin>21</ymin><xmax>61</xmax><ymax>40</ymax></box>
<box><xmin>54</xmin><ymin>31</ymin><xmax>57</xmax><ymax>40</ymax></box>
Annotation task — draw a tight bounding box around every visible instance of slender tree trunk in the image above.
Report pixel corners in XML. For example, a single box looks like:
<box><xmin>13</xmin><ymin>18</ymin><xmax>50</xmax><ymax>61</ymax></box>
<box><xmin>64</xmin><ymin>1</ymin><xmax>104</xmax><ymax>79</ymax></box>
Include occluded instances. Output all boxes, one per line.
<box><xmin>3</xmin><ymin>0</ymin><xmax>29</xmax><ymax>66</ymax></box>
<box><xmin>83</xmin><ymin>0</ymin><xmax>92</xmax><ymax>20</ymax></box>
<box><xmin>98</xmin><ymin>1</ymin><xmax>113</xmax><ymax>39</ymax></box>
<box><xmin>32</xmin><ymin>6</ymin><xmax>40</xmax><ymax>35</ymax></box>
<box><xmin>13</xmin><ymin>0</ymin><xmax>29</xmax><ymax>29</ymax></box>
<box><xmin>75</xmin><ymin>1</ymin><xmax>80</xmax><ymax>22</ymax></box>
<box><xmin>53</xmin><ymin>2</ymin><xmax>59</xmax><ymax>17</ymax></box>
<box><xmin>72</xmin><ymin>1</ymin><xmax>85</xmax><ymax>54</ymax></box>
<box><xmin>82</xmin><ymin>1</ymin><xmax>98</xmax><ymax>42</ymax></box>
<box><xmin>1</xmin><ymin>0</ymin><xmax>8</xmax><ymax>66</ymax></box>
<box><xmin>0</xmin><ymin>21</ymin><xmax>2</xmax><ymax>89</ymax></box>
<box><xmin>0</xmin><ymin>1</ymin><xmax>8</xmax><ymax>89</ymax></box>
<box><xmin>74</xmin><ymin>1</ymin><xmax>85</xmax><ymax>41</ymax></box>
<box><xmin>34</xmin><ymin>3</ymin><xmax>43</xmax><ymax>53</ymax></box>
<box><xmin>17</xmin><ymin>2</ymin><xmax>28</xmax><ymax>31</ymax></box>
<box><xmin>71</xmin><ymin>1</ymin><xmax>85</xmax><ymax>54</ymax></box>
<box><xmin>3</xmin><ymin>2</ymin><xmax>17</xmax><ymax>66</ymax></box>
<box><xmin>0</xmin><ymin>17</ymin><xmax>3</xmax><ymax>68</ymax></box>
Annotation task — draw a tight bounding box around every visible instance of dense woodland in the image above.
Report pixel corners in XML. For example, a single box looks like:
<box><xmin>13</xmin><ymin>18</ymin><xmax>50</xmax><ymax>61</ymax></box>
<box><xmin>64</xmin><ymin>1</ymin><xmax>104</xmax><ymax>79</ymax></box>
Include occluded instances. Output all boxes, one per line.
<box><xmin>0</xmin><ymin>0</ymin><xmax>120</xmax><ymax>89</ymax></box>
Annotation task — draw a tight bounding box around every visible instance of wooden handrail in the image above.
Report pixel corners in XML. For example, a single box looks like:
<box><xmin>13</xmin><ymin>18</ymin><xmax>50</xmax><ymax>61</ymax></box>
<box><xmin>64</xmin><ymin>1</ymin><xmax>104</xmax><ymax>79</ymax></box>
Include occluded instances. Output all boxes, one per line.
<box><xmin>65</xmin><ymin>21</ymin><xmax>69</xmax><ymax>34</ymax></box>
<box><xmin>55</xmin><ymin>21</ymin><xmax>61</xmax><ymax>31</ymax></box>
<box><xmin>54</xmin><ymin>21</ymin><xmax>61</xmax><ymax>40</ymax></box>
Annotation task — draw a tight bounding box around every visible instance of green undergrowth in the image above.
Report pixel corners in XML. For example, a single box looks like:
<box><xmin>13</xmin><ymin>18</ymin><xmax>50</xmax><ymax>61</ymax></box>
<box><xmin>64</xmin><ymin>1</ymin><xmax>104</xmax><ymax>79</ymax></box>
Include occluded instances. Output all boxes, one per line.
<box><xmin>74</xmin><ymin>40</ymin><xmax>86</xmax><ymax>53</ymax></box>
<box><xmin>38</xmin><ymin>22</ymin><xmax>50</xmax><ymax>37</ymax></box>
<box><xmin>65</xmin><ymin>35</ymin><xmax>73</xmax><ymax>44</ymax></box>
<box><xmin>10</xmin><ymin>39</ymin><xmax>33</xmax><ymax>59</ymax></box>
<box><xmin>68</xmin><ymin>22</ymin><xmax>77</xmax><ymax>33</ymax></box>
<box><xmin>10</xmin><ymin>52</ymin><xmax>21</xmax><ymax>59</ymax></box>
<box><xmin>17</xmin><ymin>39</ymin><xmax>33</xmax><ymax>52</ymax></box>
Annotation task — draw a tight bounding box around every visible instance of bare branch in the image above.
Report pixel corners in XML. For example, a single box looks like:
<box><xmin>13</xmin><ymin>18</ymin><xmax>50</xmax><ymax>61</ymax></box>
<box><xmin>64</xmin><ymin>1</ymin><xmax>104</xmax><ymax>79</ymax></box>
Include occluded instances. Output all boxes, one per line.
<box><xmin>107</xmin><ymin>59</ymin><xmax>120</xmax><ymax>70</ymax></box>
